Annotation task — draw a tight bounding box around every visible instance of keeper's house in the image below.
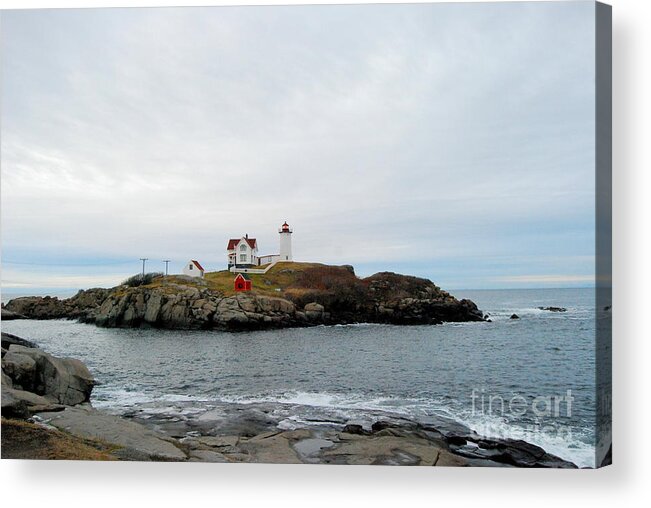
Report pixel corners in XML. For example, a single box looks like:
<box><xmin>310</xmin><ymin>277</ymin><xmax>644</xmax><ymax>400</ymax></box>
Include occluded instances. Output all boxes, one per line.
<box><xmin>227</xmin><ymin>235</ymin><xmax>258</xmax><ymax>269</ymax></box>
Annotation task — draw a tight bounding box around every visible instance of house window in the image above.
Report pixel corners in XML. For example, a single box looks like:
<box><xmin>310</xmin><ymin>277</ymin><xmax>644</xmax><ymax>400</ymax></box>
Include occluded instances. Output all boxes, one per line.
<box><xmin>189</xmin><ymin>265</ymin><xmax>193</xmax><ymax>270</ymax></box>
<box><xmin>240</xmin><ymin>254</ymin><xmax>247</xmax><ymax>262</ymax></box>
<box><xmin>240</xmin><ymin>244</ymin><xmax>247</xmax><ymax>252</ymax></box>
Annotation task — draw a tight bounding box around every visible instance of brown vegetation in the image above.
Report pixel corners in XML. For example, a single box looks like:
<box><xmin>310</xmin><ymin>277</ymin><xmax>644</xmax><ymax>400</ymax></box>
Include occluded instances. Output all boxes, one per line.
<box><xmin>1</xmin><ymin>417</ymin><xmax>118</xmax><ymax>461</ymax></box>
<box><xmin>283</xmin><ymin>264</ymin><xmax>367</xmax><ymax>311</ymax></box>
<box><xmin>150</xmin><ymin>262</ymin><xmax>451</xmax><ymax>313</ymax></box>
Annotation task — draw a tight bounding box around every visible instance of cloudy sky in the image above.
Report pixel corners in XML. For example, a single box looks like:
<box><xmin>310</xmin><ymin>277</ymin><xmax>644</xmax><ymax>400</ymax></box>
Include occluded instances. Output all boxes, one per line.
<box><xmin>1</xmin><ymin>2</ymin><xmax>596</xmax><ymax>292</ymax></box>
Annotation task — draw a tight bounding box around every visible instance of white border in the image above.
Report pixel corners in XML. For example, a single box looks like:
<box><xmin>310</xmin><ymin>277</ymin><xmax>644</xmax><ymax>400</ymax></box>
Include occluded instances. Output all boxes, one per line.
<box><xmin>1</xmin><ymin>1</ymin><xmax>649</xmax><ymax>507</ymax></box>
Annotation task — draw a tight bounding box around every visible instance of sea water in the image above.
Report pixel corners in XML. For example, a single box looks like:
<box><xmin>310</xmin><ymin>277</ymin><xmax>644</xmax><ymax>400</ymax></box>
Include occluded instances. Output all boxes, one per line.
<box><xmin>1</xmin><ymin>287</ymin><xmax>603</xmax><ymax>467</ymax></box>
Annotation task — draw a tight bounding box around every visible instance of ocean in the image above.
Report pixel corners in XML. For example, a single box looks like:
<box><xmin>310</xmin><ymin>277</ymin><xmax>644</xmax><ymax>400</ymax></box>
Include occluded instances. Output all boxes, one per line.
<box><xmin>1</xmin><ymin>287</ymin><xmax>603</xmax><ymax>467</ymax></box>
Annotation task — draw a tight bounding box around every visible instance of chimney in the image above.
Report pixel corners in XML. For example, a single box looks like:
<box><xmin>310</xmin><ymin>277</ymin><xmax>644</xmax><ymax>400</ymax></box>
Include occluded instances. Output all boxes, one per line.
<box><xmin>245</xmin><ymin>233</ymin><xmax>248</xmax><ymax>239</ymax></box>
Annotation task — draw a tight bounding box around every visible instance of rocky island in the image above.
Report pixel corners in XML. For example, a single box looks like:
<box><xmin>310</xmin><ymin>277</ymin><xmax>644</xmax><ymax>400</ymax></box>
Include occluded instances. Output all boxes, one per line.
<box><xmin>3</xmin><ymin>262</ymin><xmax>486</xmax><ymax>330</ymax></box>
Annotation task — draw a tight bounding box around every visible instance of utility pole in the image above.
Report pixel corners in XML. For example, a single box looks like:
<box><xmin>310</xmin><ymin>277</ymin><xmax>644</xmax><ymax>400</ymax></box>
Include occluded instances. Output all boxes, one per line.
<box><xmin>163</xmin><ymin>260</ymin><xmax>171</xmax><ymax>276</ymax></box>
<box><xmin>139</xmin><ymin>258</ymin><xmax>148</xmax><ymax>276</ymax></box>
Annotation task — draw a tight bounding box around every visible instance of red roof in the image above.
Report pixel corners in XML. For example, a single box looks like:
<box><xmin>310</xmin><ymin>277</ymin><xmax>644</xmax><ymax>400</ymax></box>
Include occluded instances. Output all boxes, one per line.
<box><xmin>191</xmin><ymin>260</ymin><xmax>205</xmax><ymax>271</ymax></box>
<box><xmin>227</xmin><ymin>238</ymin><xmax>257</xmax><ymax>250</ymax></box>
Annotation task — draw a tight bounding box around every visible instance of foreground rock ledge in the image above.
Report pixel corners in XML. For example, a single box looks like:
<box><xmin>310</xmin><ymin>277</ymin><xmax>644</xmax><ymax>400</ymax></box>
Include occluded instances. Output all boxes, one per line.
<box><xmin>34</xmin><ymin>407</ymin><xmax>187</xmax><ymax>461</ymax></box>
<box><xmin>5</xmin><ymin>411</ymin><xmax>578</xmax><ymax>467</ymax></box>
<box><xmin>4</xmin><ymin>265</ymin><xmax>486</xmax><ymax>331</ymax></box>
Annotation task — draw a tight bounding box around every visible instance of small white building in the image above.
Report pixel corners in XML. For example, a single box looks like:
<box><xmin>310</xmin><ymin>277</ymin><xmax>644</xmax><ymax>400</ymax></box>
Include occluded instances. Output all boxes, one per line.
<box><xmin>257</xmin><ymin>254</ymin><xmax>278</xmax><ymax>265</ymax></box>
<box><xmin>183</xmin><ymin>259</ymin><xmax>205</xmax><ymax>278</ymax></box>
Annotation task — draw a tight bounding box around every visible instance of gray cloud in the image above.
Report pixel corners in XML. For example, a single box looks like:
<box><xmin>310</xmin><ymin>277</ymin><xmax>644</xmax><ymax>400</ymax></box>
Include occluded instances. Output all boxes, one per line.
<box><xmin>1</xmin><ymin>2</ymin><xmax>596</xmax><ymax>289</ymax></box>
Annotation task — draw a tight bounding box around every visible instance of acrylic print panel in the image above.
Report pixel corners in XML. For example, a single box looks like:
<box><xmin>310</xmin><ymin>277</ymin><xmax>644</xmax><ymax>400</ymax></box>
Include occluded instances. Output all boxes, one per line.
<box><xmin>0</xmin><ymin>1</ymin><xmax>611</xmax><ymax>468</ymax></box>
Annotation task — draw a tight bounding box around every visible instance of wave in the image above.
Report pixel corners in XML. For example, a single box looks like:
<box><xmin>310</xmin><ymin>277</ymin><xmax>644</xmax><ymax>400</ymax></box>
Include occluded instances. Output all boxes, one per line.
<box><xmin>485</xmin><ymin>306</ymin><xmax>593</xmax><ymax>321</ymax></box>
<box><xmin>92</xmin><ymin>386</ymin><xmax>210</xmax><ymax>410</ymax></box>
<box><xmin>332</xmin><ymin>323</ymin><xmax>384</xmax><ymax>328</ymax></box>
<box><xmin>449</xmin><ymin>407</ymin><xmax>595</xmax><ymax>468</ymax></box>
<box><xmin>216</xmin><ymin>390</ymin><xmax>440</xmax><ymax>416</ymax></box>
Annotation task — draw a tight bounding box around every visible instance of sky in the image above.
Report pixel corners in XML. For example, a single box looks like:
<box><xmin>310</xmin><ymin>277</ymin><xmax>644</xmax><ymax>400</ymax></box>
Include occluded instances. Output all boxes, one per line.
<box><xmin>1</xmin><ymin>2</ymin><xmax>597</xmax><ymax>292</ymax></box>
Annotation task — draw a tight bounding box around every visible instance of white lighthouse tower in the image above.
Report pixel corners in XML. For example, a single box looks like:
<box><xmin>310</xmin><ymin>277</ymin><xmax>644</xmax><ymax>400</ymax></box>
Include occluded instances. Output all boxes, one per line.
<box><xmin>279</xmin><ymin>221</ymin><xmax>293</xmax><ymax>261</ymax></box>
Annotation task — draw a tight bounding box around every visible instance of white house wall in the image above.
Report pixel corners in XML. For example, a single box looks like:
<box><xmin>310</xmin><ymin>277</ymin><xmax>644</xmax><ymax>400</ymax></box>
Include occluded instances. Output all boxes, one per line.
<box><xmin>236</xmin><ymin>238</ymin><xmax>258</xmax><ymax>265</ymax></box>
<box><xmin>182</xmin><ymin>261</ymin><xmax>204</xmax><ymax>278</ymax></box>
<box><xmin>258</xmin><ymin>254</ymin><xmax>280</xmax><ymax>265</ymax></box>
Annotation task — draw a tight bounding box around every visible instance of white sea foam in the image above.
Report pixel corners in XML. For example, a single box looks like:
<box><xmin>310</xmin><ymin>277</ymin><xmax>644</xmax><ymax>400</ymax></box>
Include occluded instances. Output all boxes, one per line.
<box><xmin>450</xmin><ymin>410</ymin><xmax>596</xmax><ymax>468</ymax></box>
<box><xmin>91</xmin><ymin>388</ymin><xmax>156</xmax><ymax>409</ymax></box>
<box><xmin>332</xmin><ymin>323</ymin><xmax>381</xmax><ymax>328</ymax></box>
<box><xmin>217</xmin><ymin>390</ymin><xmax>428</xmax><ymax>415</ymax></box>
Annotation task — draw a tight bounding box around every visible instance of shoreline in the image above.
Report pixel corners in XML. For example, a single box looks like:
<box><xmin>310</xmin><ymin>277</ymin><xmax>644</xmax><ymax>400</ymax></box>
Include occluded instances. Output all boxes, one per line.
<box><xmin>4</xmin><ymin>402</ymin><xmax>579</xmax><ymax>468</ymax></box>
<box><xmin>1</xmin><ymin>330</ymin><xmax>578</xmax><ymax>467</ymax></box>
<box><xmin>2</xmin><ymin>265</ymin><xmax>487</xmax><ymax>331</ymax></box>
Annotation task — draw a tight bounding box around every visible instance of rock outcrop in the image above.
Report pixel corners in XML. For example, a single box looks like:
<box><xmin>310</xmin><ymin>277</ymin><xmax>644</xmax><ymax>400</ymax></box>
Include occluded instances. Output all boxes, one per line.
<box><xmin>144</xmin><ymin>413</ymin><xmax>577</xmax><ymax>467</ymax></box>
<box><xmin>91</xmin><ymin>290</ymin><xmax>299</xmax><ymax>330</ymax></box>
<box><xmin>1</xmin><ymin>307</ymin><xmax>26</xmax><ymax>320</ymax></box>
<box><xmin>3</xmin><ymin>288</ymin><xmax>111</xmax><ymax>321</ymax></box>
<box><xmin>4</xmin><ymin>268</ymin><xmax>486</xmax><ymax>331</ymax></box>
<box><xmin>2</xmin><ymin>332</ymin><xmax>38</xmax><ymax>350</ymax></box>
<box><xmin>35</xmin><ymin>406</ymin><xmax>187</xmax><ymax>461</ymax></box>
<box><xmin>1</xmin><ymin>333</ymin><xmax>94</xmax><ymax>416</ymax></box>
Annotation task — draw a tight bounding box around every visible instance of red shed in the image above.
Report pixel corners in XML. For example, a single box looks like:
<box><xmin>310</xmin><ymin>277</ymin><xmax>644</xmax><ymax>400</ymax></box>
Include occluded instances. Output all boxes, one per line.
<box><xmin>234</xmin><ymin>273</ymin><xmax>252</xmax><ymax>292</ymax></box>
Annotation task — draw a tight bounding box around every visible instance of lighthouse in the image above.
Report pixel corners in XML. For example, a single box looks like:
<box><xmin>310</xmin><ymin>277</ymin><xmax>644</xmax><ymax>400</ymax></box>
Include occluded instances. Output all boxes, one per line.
<box><xmin>279</xmin><ymin>221</ymin><xmax>293</xmax><ymax>261</ymax></box>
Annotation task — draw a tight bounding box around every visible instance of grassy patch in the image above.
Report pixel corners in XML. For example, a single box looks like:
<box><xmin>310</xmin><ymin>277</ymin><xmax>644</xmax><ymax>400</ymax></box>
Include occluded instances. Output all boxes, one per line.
<box><xmin>202</xmin><ymin>262</ymin><xmax>341</xmax><ymax>297</ymax></box>
<box><xmin>1</xmin><ymin>418</ymin><xmax>119</xmax><ymax>461</ymax></box>
<box><xmin>117</xmin><ymin>262</ymin><xmax>356</xmax><ymax>298</ymax></box>
<box><xmin>119</xmin><ymin>262</ymin><xmax>379</xmax><ymax>308</ymax></box>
